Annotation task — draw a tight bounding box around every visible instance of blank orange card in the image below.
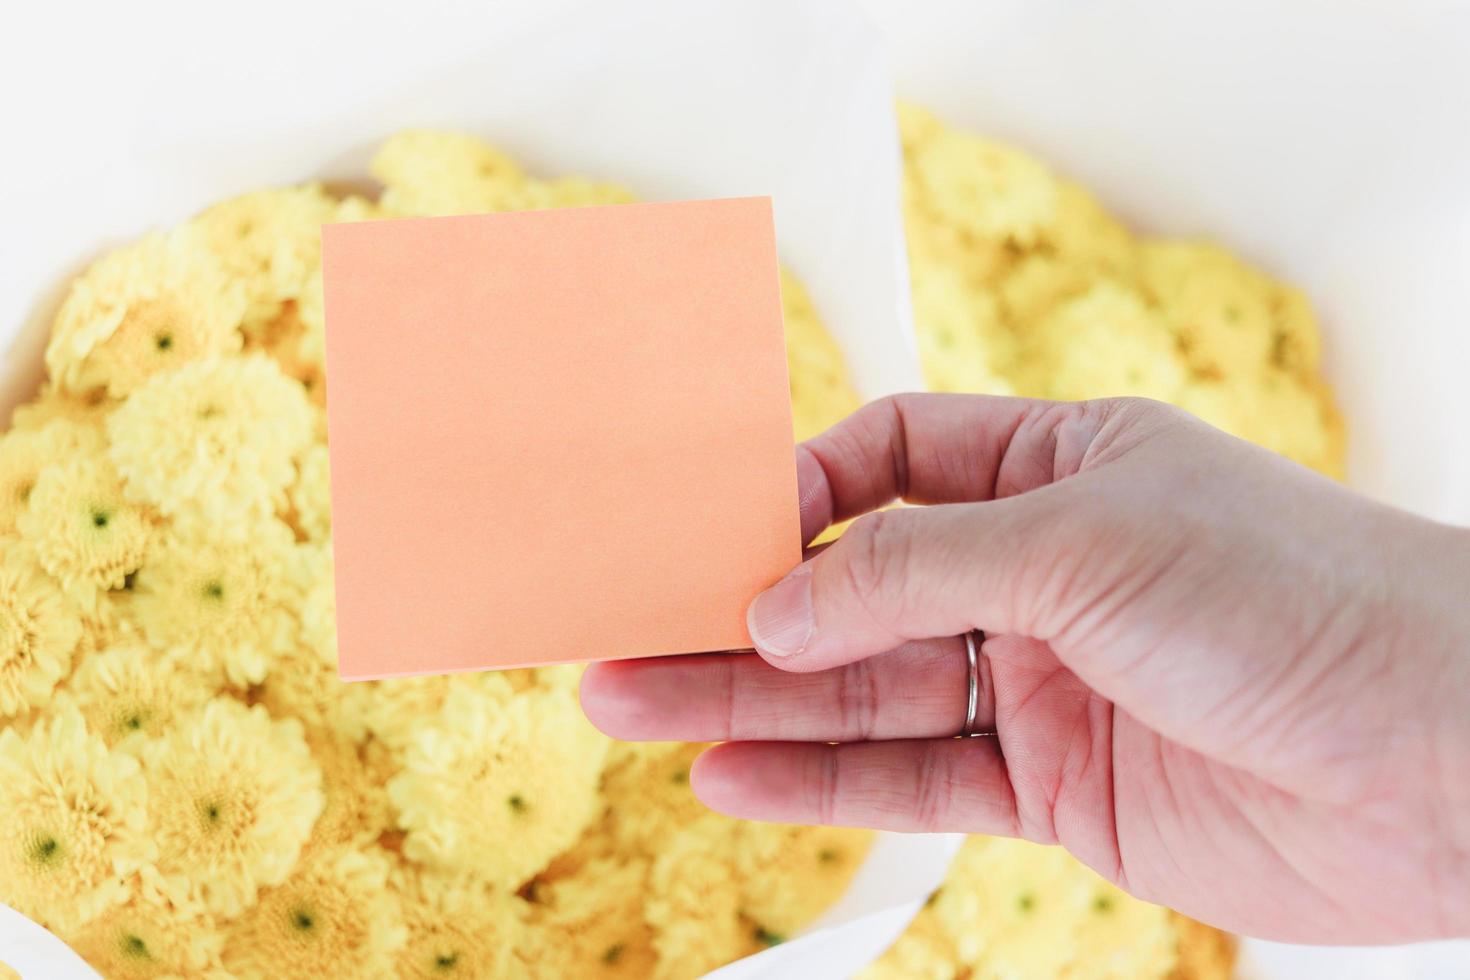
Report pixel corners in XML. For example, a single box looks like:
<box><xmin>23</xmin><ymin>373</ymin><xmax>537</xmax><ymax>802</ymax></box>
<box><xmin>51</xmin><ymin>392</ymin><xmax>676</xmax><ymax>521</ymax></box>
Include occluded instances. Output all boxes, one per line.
<box><xmin>321</xmin><ymin>198</ymin><xmax>801</xmax><ymax>679</ymax></box>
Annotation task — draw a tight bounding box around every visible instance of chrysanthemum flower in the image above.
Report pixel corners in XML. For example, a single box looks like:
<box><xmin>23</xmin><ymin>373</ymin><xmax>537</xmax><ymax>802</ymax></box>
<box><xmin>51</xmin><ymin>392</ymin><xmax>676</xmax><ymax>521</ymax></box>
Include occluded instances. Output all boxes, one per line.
<box><xmin>45</xmin><ymin>230</ymin><xmax>244</xmax><ymax>398</ymax></box>
<box><xmin>17</xmin><ymin>455</ymin><xmax>152</xmax><ymax>602</ymax></box>
<box><xmin>220</xmin><ymin>848</ymin><xmax>405</xmax><ymax>979</ymax></box>
<box><xmin>288</xmin><ymin>444</ymin><xmax>332</xmax><ymax>544</ymax></box>
<box><xmin>61</xmin><ymin>641</ymin><xmax>214</xmax><ymax>752</ymax></box>
<box><xmin>1028</xmin><ymin>280</ymin><xmax>1188</xmax><ymax>404</ymax></box>
<box><xmin>371</xmin><ymin>130</ymin><xmax>530</xmax><ymax>217</ymax></box>
<box><xmin>911</xmin><ymin>264</ymin><xmax>1016</xmax><ymax>396</ymax></box>
<box><xmin>106</xmin><ymin>354</ymin><xmax>313</xmax><ymax>522</ymax></box>
<box><xmin>601</xmin><ymin>741</ymin><xmax>713</xmax><ymax>855</ymax></box>
<box><xmin>523</xmin><ymin>856</ymin><xmax>657</xmax><ymax>978</ymax></box>
<box><xmin>392</xmin><ymin>866</ymin><xmax>518</xmax><ymax>980</ymax></box>
<box><xmin>298</xmin><ymin>729</ymin><xmax>391</xmax><ymax>858</ymax></box>
<box><xmin>130</xmin><ymin>520</ymin><xmax>300</xmax><ymax>686</ymax></box>
<box><xmin>389</xmin><ymin>684</ymin><xmax>609</xmax><ymax>888</ymax></box>
<box><xmin>1141</xmin><ymin>241</ymin><xmax>1277</xmax><ymax>378</ymax></box>
<box><xmin>0</xmin><ymin>550</ymin><xmax>83</xmax><ymax>718</ymax></box>
<box><xmin>141</xmin><ymin>698</ymin><xmax>322</xmax><ymax>918</ymax></box>
<box><xmin>342</xmin><ymin>671</ymin><xmax>511</xmax><ymax>756</ymax></box>
<box><xmin>645</xmin><ymin>816</ymin><xmax>750</xmax><ymax>979</ymax></box>
<box><xmin>0</xmin><ymin>708</ymin><xmax>152</xmax><ymax>934</ymax></box>
<box><xmin>68</xmin><ymin>868</ymin><xmax>225</xmax><ymax>979</ymax></box>
<box><xmin>190</xmin><ymin>186</ymin><xmax>339</xmax><ymax>333</ymax></box>
<box><xmin>733</xmin><ymin>823</ymin><xmax>874</xmax><ymax>938</ymax></box>
<box><xmin>8</xmin><ymin>385</ymin><xmax>112</xmax><ymax>435</ymax></box>
<box><xmin>0</xmin><ymin>419</ymin><xmax>105</xmax><ymax>536</ymax></box>
<box><xmin>911</xmin><ymin>130</ymin><xmax>1060</xmax><ymax>246</ymax></box>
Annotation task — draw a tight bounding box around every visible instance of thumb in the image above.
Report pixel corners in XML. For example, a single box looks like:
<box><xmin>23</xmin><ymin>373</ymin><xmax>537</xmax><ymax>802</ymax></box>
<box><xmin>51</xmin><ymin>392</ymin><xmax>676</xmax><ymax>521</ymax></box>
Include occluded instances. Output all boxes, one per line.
<box><xmin>745</xmin><ymin>493</ymin><xmax>1062</xmax><ymax>672</ymax></box>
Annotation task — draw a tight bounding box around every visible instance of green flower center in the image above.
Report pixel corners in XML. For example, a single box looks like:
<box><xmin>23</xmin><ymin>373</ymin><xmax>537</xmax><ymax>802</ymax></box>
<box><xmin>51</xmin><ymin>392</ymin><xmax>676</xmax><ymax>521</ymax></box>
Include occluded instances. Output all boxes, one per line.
<box><xmin>26</xmin><ymin>833</ymin><xmax>61</xmax><ymax>868</ymax></box>
<box><xmin>202</xmin><ymin>580</ymin><xmax>225</xmax><ymax>601</ymax></box>
<box><xmin>1016</xmin><ymin>892</ymin><xmax>1035</xmax><ymax>913</ymax></box>
<box><xmin>121</xmin><ymin>934</ymin><xmax>151</xmax><ymax>960</ymax></box>
<box><xmin>507</xmin><ymin>794</ymin><xmax>527</xmax><ymax>814</ymax></box>
<box><xmin>91</xmin><ymin>509</ymin><xmax>110</xmax><ymax>528</ymax></box>
<box><xmin>434</xmin><ymin>952</ymin><xmax>459</xmax><ymax>971</ymax></box>
<box><xmin>292</xmin><ymin>908</ymin><xmax>315</xmax><ymax>932</ymax></box>
<box><xmin>155</xmin><ymin>333</ymin><xmax>174</xmax><ymax>352</ymax></box>
<box><xmin>602</xmin><ymin>943</ymin><xmax>625</xmax><ymax>965</ymax></box>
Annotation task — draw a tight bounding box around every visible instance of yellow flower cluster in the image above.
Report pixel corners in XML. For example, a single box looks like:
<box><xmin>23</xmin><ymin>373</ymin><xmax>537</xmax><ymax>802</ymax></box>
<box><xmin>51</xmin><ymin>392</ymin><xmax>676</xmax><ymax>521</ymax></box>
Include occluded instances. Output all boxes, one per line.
<box><xmin>897</xmin><ymin>102</ymin><xmax>1345</xmax><ymax>479</ymax></box>
<box><xmin>0</xmin><ymin>131</ymin><xmax>874</xmax><ymax>980</ymax></box>
<box><xmin>0</xmin><ymin>105</ymin><xmax>1335</xmax><ymax>977</ymax></box>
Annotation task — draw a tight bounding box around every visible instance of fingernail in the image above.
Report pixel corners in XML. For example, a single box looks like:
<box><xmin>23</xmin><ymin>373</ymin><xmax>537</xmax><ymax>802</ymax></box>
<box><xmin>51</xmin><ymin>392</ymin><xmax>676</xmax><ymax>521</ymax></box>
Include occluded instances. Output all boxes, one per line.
<box><xmin>748</xmin><ymin>563</ymin><xmax>813</xmax><ymax>657</ymax></box>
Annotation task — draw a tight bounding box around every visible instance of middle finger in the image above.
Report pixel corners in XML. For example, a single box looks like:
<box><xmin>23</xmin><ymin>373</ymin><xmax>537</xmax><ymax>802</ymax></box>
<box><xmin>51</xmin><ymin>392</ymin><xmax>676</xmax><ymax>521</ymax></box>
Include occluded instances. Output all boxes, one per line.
<box><xmin>579</xmin><ymin>636</ymin><xmax>995</xmax><ymax>743</ymax></box>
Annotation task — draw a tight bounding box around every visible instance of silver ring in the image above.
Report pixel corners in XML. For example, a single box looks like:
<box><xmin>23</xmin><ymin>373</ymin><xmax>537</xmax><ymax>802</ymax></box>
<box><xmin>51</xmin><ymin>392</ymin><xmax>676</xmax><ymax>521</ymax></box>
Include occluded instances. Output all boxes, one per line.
<box><xmin>961</xmin><ymin>629</ymin><xmax>986</xmax><ymax>737</ymax></box>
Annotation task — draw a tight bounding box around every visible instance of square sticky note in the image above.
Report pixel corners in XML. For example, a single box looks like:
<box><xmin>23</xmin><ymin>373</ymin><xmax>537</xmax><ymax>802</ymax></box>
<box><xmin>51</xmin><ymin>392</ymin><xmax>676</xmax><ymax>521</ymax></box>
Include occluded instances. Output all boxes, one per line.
<box><xmin>321</xmin><ymin>197</ymin><xmax>801</xmax><ymax>679</ymax></box>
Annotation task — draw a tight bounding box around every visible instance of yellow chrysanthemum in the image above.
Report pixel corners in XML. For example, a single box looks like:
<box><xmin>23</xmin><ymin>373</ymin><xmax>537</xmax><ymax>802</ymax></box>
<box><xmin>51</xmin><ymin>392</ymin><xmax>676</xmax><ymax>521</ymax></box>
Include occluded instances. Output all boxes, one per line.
<box><xmin>393</xmin><ymin>866</ymin><xmax>518</xmax><ymax>980</ymax></box>
<box><xmin>733</xmin><ymin>823</ymin><xmax>874</xmax><ymax>939</ymax></box>
<box><xmin>61</xmin><ymin>641</ymin><xmax>215</xmax><ymax>752</ymax></box>
<box><xmin>1023</xmin><ymin>280</ymin><xmax>1188</xmax><ymax>403</ymax></box>
<box><xmin>130</xmin><ymin>520</ymin><xmax>300</xmax><ymax>686</ymax></box>
<box><xmin>45</xmin><ymin>229</ymin><xmax>245</xmax><ymax>398</ymax></box>
<box><xmin>1042</xmin><ymin>180</ymin><xmax>1140</xmax><ymax>280</ymax></box>
<box><xmin>0</xmin><ymin>550</ymin><xmax>83</xmax><ymax>718</ymax></box>
<box><xmin>17</xmin><ymin>454</ymin><xmax>152</xmax><ymax>601</ymax></box>
<box><xmin>645</xmin><ymin>816</ymin><xmax>751</xmax><ymax>979</ymax></box>
<box><xmin>8</xmin><ymin>385</ymin><xmax>112</xmax><ymax>435</ymax></box>
<box><xmin>523</xmin><ymin>856</ymin><xmax>657</xmax><ymax>979</ymax></box>
<box><xmin>371</xmin><ymin>130</ymin><xmax>530</xmax><ymax>217</ymax></box>
<box><xmin>0</xmin><ymin>708</ymin><xmax>152</xmax><ymax>934</ymax></box>
<box><xmin>190</xmin><ymin>186</ymin><xmax>339</xmax><ymax>333</ymax></box>
<box><xmin>782</xmin><ymin>268</ymin><xmax>863</xmax><ymax>442</ymax></box>
<box><xmin>0</xmin><ymin>419</ymin><xmax>105</xmax><ymax>536</ymax></box>
<box><xmin>141</xmin><ymin>698</ymin><xmax>322</xmax><ymax>918</ymax></box>
<box><xmin>220</xmin><ymin>848</ymin><xmax>405</xmax><ymax>979</ymax></box>
<box><xmin>855</xmin><ymin>904</ymin><xmax>956</xmax><ymax>980</ymax></box>
<box><xmin>1141</xmin><ymin>240</ymin><xmax>1276</xmax><ymax>378</ymax></box>
<box><xmin>912</xmin><ymin>263</ymin><xmax>1016</xmax><ymax>395</ymax></box>
<box><xmin>601</xmin><ymin>741</ymin><xmax>715</xmax><ymax>855</ymax></box>
<box><xmin>1178</xmin><ymin>370</ymin><xmax>1346</xmax><ymax>479</ymax></box>
<box><xmin>106</xmin><ymin>353</ymin><xmax>313</xmax><ymax>522</ymax></box>
<box><xmin>288</xmin><ymin>443</ymin><xmax>332</xmax><ymax>544</ymax></box>
<box><xmin>299</xmin><ymin>729</ymin><xmax>391</xmax><ymax>858</ymax></box>
<box><xmin>911</xmin><ymin>130</ymin><xmax>1060</xmax><ymax>246</ymax></box>
<box><xmin>68</xmin><ymin>869</ymin><xmax>225</xmax><ymax>979</ymax></box>
<box><xmin>341</xmin><ymin>670</ymin><xmax>513</xmax><ymax>756</ymax></box>
<box><xmin>389</xmin><ymin>684</ymin><xmax>609</xmax><ymax>888</ymax></box>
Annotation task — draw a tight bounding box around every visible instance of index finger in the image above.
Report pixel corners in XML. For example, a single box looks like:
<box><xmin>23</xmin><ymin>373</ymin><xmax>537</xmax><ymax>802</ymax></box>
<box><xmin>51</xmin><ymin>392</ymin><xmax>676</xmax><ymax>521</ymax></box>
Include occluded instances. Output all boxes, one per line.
<box><xmin>796</xmin><ymin>392</ymin><xmax>1089</xmax><ymax>544</ymax></box>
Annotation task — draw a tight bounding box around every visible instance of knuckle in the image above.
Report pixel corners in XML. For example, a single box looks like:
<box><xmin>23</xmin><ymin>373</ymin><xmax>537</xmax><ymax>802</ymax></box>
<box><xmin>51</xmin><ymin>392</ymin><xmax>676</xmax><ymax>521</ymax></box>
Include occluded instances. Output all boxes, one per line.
<box><xmin>836</xmin><ymin>659</ymin><xmax>880</xmax><ymax>741</ymax></box>
<box><xmin>912</xmin><ymin>742</ymin><xmax>955</xmax><ymax>832</ymax></box>
<box><xmin>838</xmin><ymin>510</ymin><xmax>911</xmax><ymax>626</ymax></box>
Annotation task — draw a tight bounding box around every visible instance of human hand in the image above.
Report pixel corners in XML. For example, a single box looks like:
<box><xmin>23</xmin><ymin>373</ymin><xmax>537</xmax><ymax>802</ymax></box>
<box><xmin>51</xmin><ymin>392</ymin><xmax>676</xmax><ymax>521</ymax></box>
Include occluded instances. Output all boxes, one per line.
<box><xmin>580</xmin><ymin>394</ymin><xmax>1470</xmax><ymax>944</ymax></box>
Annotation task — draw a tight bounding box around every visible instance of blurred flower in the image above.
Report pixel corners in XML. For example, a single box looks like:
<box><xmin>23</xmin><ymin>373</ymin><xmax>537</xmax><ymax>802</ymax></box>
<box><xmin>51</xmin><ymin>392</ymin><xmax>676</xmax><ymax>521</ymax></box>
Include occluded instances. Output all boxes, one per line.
<box><xmin>189</xmin><ymin>186</ymin><xmax>338</xmax><ymax>334</ymax></box>
<box><xmin>0</xmin><ymin>708</ymin><xmax>152</xmax><ymax>933</ymax></box>
<box><xmin>141</xmin><ymin>698</ymin><xmax>322</xmax><ymax>918</ymax></box>
<box><xmin>18</xmin><ymin>454</ymin><xmax>151</xmax><ymax>602</ymax></box>
<box><xmin>389</xmin><ymin>684</ymin><xmax>608</xmax><ymax>888</ymax></box>
<box><xmin>45</xmin><ymin>229</ymin><xmax>244</xmax><ymax>398</ymax></box>
<box><xmin>130</xmin><ymin>520</ymin><xmax>299</xmax><ymax>686</ymax></box>
<box><xmin>61</xmin><ymin>640</ymin><xmax>214</xmax><ymax>752</ymax></box>
<box><xmin>220</xmin><ymin>848</ymin><xmax>405</xmax><ymax>979</ymax></box>
<box><xmin>392</xmin><ymin>865</ymin><xmax>519</xmax><ymax>980</ymax></box>
<box><xmin>67</xmin><ymin>867</ymin><xmax>224</xmax><ymax>979</ymax></box>
<box><xmin>0</xmin><ymin>549</ymin><xmax>83</xmax><ymax>718</ymax></box>
<box><xmin>0</xmin><ymin>419</ymin><xmax>104</xmax><ymax>536</ymax></box>
<box><xmin>106</xmin><ymin>354</ymin><xmax>312</xmax><ymax>523</ymax></box>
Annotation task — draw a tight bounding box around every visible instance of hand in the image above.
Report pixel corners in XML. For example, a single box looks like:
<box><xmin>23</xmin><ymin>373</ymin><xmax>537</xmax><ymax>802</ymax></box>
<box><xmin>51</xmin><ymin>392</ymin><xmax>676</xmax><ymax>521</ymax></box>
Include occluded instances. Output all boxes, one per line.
<box><xmin>580</xmin><ymin>394</ymin><xmax>1470</xmax><ymax>944</ymax></box>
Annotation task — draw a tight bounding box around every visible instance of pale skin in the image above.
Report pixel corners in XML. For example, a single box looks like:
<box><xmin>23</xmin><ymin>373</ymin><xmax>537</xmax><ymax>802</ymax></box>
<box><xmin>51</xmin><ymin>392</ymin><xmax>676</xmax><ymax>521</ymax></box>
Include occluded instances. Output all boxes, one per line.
<box><xmin>580</xmin><ymin>393</ymin><xmax>1470</xmax><ymax>945</ymax></box>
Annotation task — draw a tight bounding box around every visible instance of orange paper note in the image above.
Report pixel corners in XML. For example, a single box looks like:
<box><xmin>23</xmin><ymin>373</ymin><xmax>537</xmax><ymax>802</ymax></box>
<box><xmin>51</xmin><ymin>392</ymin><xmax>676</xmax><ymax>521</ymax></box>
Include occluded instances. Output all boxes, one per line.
<box><xmin>321</xmin><ymin>198</ymin><xmax>800</xmax><ymax>679</ymax></box>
